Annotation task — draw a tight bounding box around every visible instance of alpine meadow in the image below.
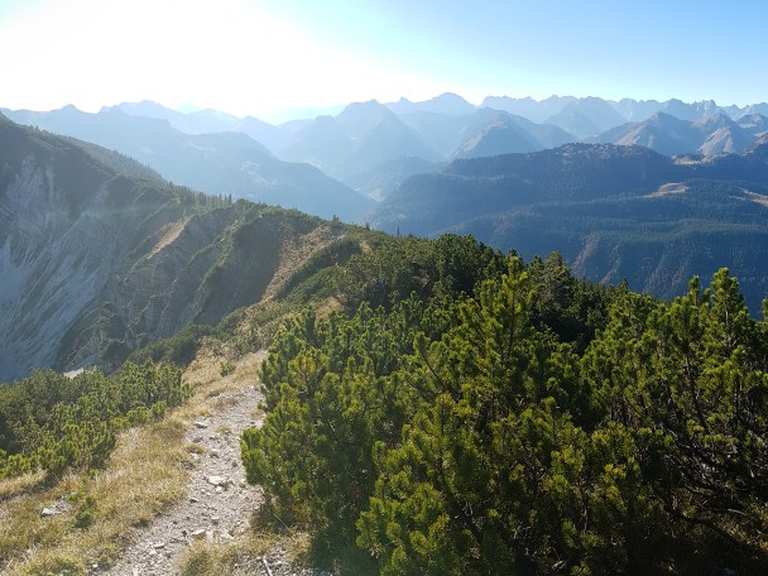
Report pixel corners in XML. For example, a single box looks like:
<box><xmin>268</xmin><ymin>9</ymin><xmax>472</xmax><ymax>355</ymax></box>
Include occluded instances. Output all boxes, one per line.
<box><xmin>1</xmin><ymin>1</ymin><xmax>768</xmax><ymax>575</ymax></box>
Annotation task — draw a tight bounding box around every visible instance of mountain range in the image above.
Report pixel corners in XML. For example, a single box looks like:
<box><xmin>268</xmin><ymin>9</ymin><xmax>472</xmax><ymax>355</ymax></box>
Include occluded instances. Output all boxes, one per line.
<box><xmin>481</xmin><ymin>95</ymin><xmax>767</xmax><ymax>134</ymax></box>
<box><xmin>4</xmin><ymin>91</ymin><xmax>768</xmax><ymax>377</ymax></box>
<box><xmin>11</xmin><ymin>93</ymin><xmax>767</xmax><ymax>205</ymax></box>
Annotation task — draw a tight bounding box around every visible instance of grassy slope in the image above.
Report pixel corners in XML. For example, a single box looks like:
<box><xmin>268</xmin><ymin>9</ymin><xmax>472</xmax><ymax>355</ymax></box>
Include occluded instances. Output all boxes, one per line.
<box><xmin>0</xmin><ymin>345</ymin><xmax>266</xmax><ymax>575</ymax></box>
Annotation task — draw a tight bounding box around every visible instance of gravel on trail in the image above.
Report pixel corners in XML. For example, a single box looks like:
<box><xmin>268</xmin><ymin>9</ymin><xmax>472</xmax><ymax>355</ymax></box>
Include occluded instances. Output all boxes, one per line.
<box><xmin>100</xmin><ymin>365</ymin><xmax>264</xmax><ymax>575</ymax></box>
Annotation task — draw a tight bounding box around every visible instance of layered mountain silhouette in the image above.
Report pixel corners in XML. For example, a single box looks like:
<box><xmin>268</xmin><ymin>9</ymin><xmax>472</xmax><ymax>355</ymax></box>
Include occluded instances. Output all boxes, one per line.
<box><xmin>41</xmin><ymin>93</ymin><xmax>767</xmax><ymax>202</ymax></box>
<box><xmin>274</xmin><ymin>100</ymin><xmax>577</xmax><ymax>197</ymax></box>
<box><xmin>450</xmin><ymin>109</ymin><xmax>573</xmax><ymax>158</ymax></box>
<box><xmin>481</xmin><ymin>95</ymin><xmax>767</xmax><ymax>136</ymax></box>
<box><xmin>106</xmin><ymin>100</ymin><xmax>290</xmax><ymax>150</ymax></box>
<box><xmin>545</xmin><ymin>97</ymin><xmax>627</xmax><ymax>138</ymax></box>
<box><xmin>596</xmin><ymin>112</ymin><xmax>768</xmax><ymax>156</ymax></box>
<box><xmin>2</xmin><ymin>106</ymin><xmax>372</xmax><ymax>222</ymax></box>
<box><xmin>374</xmin><ymin>142</ymin><xmax>768</xmax><ymax>312</ymax></box>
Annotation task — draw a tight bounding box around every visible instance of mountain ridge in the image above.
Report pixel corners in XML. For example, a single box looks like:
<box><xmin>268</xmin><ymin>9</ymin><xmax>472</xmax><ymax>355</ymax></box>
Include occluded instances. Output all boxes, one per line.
<box><xmin>0</xmin><ymin>116</ymin><xmax>360</xmax><ymax>379</ymax></box>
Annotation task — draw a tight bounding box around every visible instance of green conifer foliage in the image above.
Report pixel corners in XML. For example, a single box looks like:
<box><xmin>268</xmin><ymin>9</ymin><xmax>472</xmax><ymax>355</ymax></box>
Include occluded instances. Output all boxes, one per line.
<box><xmin>243</xmin><ymin>243</ymin><xmax>768</xmax><ymax>575</ymax></box>
<box><xmin>0</xmin><ymin>362</ymin><xmax>187</xmax><ymax>479</ymax></box>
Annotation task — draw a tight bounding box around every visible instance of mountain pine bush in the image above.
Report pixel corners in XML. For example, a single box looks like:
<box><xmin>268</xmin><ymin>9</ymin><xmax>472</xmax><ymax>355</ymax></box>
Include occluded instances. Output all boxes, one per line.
<box><xmin>242</xmin><ymin>241</ymin><xmax>768</xmax><ymax>575</ymax></box>
<box><xmin>0</xmin><ymin>362</ymin><xmax>186</xmax><ymax>479</ymax></box>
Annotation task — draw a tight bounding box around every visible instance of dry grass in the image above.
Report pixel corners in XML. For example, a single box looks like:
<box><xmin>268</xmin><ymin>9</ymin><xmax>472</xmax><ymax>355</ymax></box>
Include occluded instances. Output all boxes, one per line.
<box><xmin>0</xmin><ymin>347</ymin><xmax>266</xmax><ymax>575</ymax></box>
<box><xmin>315</xmin><ymin>296</ymin><xmax>343</xmax><ymax>320</ymax></box>
<box><xmin>179</xmin><ymin>529</ymin><xmax>310</xmax><ymax>576</ymax></box>
<box><xmin>148</xmin><ymin>218</ymin><xmax>189</xmax><ymax>258</ymax></box>
<box><xmin>0</xmin><ymin>470</ymin><xmax>46</xmax><ymax>502</ymax></box>
<box><xmin>0</xmin><ymin>418</ymin><xmax>187</xmax><ymax>575</ymax></box>
<box><xmin>261</xmin><ymin>224</ymin><xmax>339</xmax><ymax>301</ymax></box>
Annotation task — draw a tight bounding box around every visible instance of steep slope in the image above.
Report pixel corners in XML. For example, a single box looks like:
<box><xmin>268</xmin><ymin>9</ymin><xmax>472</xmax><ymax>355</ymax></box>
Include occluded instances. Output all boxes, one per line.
<box><xmin>699</xmin><ymin>126</ymin><xmax>754</xmax><ymax>156</ymax></box>
<box><xmin>545</xmin><ymin>107</ymin><xmax>599</xmax><ymax>138</ymax></box>
<box><xmin>0</xmin><ymin>114</ymin><xmax>188</xmax><ymax>378</ymax></box>
<box><xmin>0</xmin><ymin>115</ymin><xmax>353</xmax><ymax>379</ymax></box>
<box><xmin>3</xmin><ymin>106</ymin><xmax>372</xmax><ymax>222</ymax></box>
<box><xmin>373</xmin><ymin>143</ymin><xmax>768</xmax><ymax>311</ymax></box>
<box><xmin>597</xmin><ymin>112</ymin><xmax>705</xmax><ymax>156</ymax></box>
<box><xmin>453</xmin><ymin>114</ymin><xmax>541</xmax><ymax>158</ymax></box>
<box><xmin>334</xmin><ymin>100</ymin><xmax>397</xmax><ymax>139</ymax></box>
<box><xmin>397</xmin><ymin>111</ymin><xmax>472</xmax><ymax>157</ymax></box>
<box><xmin>347</xmin><ymin>113</ymin><xmax>438</xmax><ymax>171</ymax></box>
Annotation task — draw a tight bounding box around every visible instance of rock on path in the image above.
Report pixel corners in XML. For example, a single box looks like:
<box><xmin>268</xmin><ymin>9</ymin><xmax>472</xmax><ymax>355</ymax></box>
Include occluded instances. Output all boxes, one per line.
<box><xmin>101</xmin><ymin>373</ymin><xmax>265</xmax><ymax>575</ymax></box>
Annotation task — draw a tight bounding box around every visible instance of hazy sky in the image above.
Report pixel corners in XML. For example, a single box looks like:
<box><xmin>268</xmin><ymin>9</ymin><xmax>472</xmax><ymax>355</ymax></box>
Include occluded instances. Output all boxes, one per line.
<box><xmin>1</xmin><ymin>0</ymin><xmax>766</xmax><ymax>121</ymax></box>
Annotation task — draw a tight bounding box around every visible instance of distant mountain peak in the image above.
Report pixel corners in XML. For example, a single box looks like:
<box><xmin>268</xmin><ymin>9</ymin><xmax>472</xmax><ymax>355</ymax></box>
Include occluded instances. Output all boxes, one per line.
<box><xmin>693</xmin><ymin>111</ymin><xmax>737</xmax><ymax>129</ymax></box>
<box><xmin>342</xmin><ymin>99</ymin><xmax>385</xmax><ymax>111</ymax></box>
<box><xmin>386</xmin><ymin>93</ymin><xmax>475</xmax><ymax>117</ymax></box>
<box><xmin>433</xmin><ymin>91</ymin><xmax>469</xmax><ymax>102</ymax></box>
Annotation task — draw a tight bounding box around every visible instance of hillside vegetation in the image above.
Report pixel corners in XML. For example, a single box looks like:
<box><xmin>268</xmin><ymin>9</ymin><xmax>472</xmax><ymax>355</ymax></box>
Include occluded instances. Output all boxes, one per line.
<box><xmin>2</xmin><ymin>219</ymin><xmax>767</xmax><ymax>574</ymax></box>
<box><xmin>242</xmin><ymin>237</ymin><xmax>768</xmax><ymax>575</ymax></box>
<box><xmin>0</xmin><ymin>363</ymin><xmax>185</xmax><ymax>480</ymax></box>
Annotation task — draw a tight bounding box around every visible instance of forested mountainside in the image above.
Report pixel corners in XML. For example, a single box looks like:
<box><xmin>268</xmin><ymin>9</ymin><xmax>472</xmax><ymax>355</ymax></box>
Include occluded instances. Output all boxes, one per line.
<box><xmin>374</xmin><ymin>142</ymin><xmax>768</xmax><ymax>312</ymax></box>
<box><xmin>0</xmin><ymin>114</ymin><xmax>361</xmax><ymax>379</ymax></box>
<box><xmin>1</xmin><ymin>107</ymin><xmax>372</xmax><ymax>222</ymax></box>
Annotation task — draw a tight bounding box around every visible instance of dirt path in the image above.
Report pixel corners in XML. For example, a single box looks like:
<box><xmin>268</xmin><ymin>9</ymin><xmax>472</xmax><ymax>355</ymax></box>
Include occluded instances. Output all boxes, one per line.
<box><xmin>100</xmin><ymin>352</ymin><xmax>267</xmax><ymax>575</ymax></box>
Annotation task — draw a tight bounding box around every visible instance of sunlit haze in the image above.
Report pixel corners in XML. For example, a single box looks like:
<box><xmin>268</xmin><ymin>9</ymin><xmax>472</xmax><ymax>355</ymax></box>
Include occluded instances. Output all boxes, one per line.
<box><xmin>2</xmin><ymin>0</ymin><xmax>767</xmax><ymax>122</ymax></box>
<box><xmin>0</xmin><ymin>0</ymin><xmax>459</xmax><ymax>121</ymax></box>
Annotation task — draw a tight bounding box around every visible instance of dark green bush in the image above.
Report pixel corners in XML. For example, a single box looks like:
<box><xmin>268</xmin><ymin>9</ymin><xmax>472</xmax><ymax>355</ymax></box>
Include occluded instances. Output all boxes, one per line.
<box><xmin>0</xmin><ymin>362</ymin><xmax>187</xmax><ymax>480</ymax></box>
<box><xmin>243</xmin><ymin>252</ymin><xmax>768</xmax><ymax>576</ymax></box>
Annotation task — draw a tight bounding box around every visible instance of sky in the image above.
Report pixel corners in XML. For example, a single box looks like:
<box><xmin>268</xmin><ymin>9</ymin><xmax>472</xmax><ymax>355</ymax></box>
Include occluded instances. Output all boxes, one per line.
<box><xmin>0</xmin><ymin>0</ymin><xmax>766</xmax><ymax>122</ymax></box>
